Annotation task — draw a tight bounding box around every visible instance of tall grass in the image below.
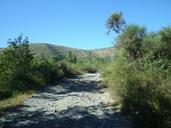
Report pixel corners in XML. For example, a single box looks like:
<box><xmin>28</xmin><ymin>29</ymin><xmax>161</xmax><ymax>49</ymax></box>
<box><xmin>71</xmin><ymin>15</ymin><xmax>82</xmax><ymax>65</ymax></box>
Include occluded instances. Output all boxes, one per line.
<box><xmin>103</xmin><ymin>26</ymin><xmax>171</xmax><ymax>128</ymax></box>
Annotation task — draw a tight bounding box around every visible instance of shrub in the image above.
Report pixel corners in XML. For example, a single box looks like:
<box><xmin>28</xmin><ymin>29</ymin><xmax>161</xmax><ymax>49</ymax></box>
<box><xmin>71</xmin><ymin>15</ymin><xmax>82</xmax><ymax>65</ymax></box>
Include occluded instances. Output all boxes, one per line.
<box><xmin>60</xmin><ymin>61</ymin><xmax>81</xmax><ymax>76</ymax></box>
<box><xmin>32</xmin><ymin>60</ymin><xmax>62</xmax><ymax>85</ymax></box>
<box><xmin>56</xmin><ymin>69</ymin><xmax>65</xmax><ymax>79</ymax></box>
<box><xmin>0</xmin><ymin>35</ymin><xmax>33</xmax><ymax>91</ymax></box>
<box><xmin>82</xmin><ymin>66</ymin><xmax>98</xmax><ymax>73</ymax></box>
<box><xmin>103</xmin><ymin>24</ymin><xmax>171</xmax><ymax>128</ymax></box>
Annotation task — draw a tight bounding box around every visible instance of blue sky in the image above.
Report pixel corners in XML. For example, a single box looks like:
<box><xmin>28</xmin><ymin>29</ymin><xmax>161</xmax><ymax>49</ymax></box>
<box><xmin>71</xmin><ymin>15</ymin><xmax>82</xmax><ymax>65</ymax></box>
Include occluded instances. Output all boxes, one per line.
<box><xmin>0</xmin><ymin>0</ymin><xmax>171</xmax><ymax>49</ymax></box>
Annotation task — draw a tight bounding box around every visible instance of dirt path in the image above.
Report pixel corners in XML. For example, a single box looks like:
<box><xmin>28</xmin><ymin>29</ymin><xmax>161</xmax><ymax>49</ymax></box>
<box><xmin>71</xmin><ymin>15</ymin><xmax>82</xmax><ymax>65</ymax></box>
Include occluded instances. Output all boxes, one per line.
<box><xmin>0</xmin><ymin>73</ymin><xmax>131</xmax><ymax>128</ymax></box>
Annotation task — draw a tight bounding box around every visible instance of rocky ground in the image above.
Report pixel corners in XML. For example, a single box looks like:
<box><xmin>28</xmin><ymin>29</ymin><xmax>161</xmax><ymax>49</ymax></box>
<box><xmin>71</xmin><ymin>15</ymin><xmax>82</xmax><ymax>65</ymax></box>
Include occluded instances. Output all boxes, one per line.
<box><xmin>0</xmin><ymin>73</ymin><xmax>131</xmax><ymax>128</ymax></box>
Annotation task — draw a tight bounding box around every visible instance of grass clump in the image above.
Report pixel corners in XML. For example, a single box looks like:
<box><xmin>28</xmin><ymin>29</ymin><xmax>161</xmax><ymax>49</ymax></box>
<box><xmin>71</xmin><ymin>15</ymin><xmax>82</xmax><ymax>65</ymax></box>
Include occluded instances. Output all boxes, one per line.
<box><xmin>0</xmin><ymin>91</ymin><xmax>34</xmax><ymax>110</ymax></box>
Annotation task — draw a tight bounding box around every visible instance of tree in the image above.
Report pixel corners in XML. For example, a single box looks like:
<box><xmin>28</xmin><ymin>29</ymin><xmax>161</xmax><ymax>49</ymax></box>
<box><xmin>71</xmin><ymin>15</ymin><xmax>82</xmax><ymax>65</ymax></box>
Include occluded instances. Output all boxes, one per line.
<box><xmin>117</xmin><ymin>24</ymin><xmax>146</xmax><ymax>59</ymax></box>
<box><xmin>0</xmin><ymin>35</ymin><xmax>33</xmax><ymax>90</ymax></box>
<box><xmin>106</xmin><ymin>12</ymin><xmax>126</xmax><ymax>34</ymax></box>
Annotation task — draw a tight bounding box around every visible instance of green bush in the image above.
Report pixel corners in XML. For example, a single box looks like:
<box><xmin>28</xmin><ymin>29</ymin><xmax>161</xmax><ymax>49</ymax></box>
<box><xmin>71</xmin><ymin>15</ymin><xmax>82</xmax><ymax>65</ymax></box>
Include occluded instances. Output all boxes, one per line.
<box><xmin>60</xmin><ymin>61</ymin><xmax>81</xmax><ymax>76</ymax></box>
<box><xmin>103</xmin><ymin>24</ymin><xmax>171</xmax><ymax>128</ymax></box>
<box><xmin>32</xmin><ymin>60</ymin><xmax>64</xmax><ymax>85</ymax></box>
<box><xmin>0</xmin><ymin>36</ymin><xmax>78</xmax><ymax>99</ymax></box>
<box><xmin>0</xmin><ymin>36</ymin><xmax>33</xmax><ymax>92</ymax></box>
<box><xmin>31</xmin><ymin>72</ymin><xmax>46</xmax><ymax>86</ymax></box>
<box><xmin>56</xmin><ymin>69</ymin><xmax>65</xmax><ymax>79</ymax></box>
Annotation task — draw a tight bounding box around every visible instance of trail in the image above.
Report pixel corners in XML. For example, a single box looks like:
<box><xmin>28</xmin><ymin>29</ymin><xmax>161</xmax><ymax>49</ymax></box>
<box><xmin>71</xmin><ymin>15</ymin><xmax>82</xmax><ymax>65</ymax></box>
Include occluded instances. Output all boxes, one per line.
<box><xmin>0</xmin><ymin>73</ymin><xmax>131</xmax><ymax>128</ymax></box>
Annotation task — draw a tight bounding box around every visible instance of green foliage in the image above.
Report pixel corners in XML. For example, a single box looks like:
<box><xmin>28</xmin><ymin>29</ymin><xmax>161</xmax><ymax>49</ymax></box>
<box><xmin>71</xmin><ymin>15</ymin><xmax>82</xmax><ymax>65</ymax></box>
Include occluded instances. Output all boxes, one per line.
<box><xmin>0</xmin><ymin>35</ymin><xmax>33</xmax><ymax>91</ymax></box>
<box><xmin>0</xmin><ymin>35</ymin><xmax>108</xmax><ymax>100</ymax></box>
<box><xmin>159</xmin><ymin>26</ymin><xmax>171</xmax><ymax>59</ymax></box>
<box><xmin>0</xmin><ymin>36</ymin><xmax>84</xmax><ymax>100</ymax></box>
<box><xmin>106</xmin><ymin>12</ymin><xmax>126</xmax><ymax>34</ymax></box>
<box><xmin>60</xmin><ymin>61</ymin><xmax>82</xmax><ymax>76</ymax></box>
<box><xmin>103</xmin><ymin>19</ymin><xmax>171</xmax><ymax>128</ymax></box>
<box><xmin>67</xmin><ymin>51</ymin><xmax>77</xmax><ymax>63</ymax></box>
<box><xmin>32</xmin><ymin>60</ymin><xmax>62</xmax><ymax>85</ymax></box>
<box><xmin>117</xmin><ymin>24</ymin><xmax>147</xmax><ymax>60</ymax></box>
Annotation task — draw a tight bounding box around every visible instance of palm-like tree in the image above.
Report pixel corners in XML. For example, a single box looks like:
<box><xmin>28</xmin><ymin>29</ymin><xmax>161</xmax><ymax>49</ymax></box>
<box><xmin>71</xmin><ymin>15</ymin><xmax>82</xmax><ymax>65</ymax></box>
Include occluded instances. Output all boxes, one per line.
<box><xmin>106</xmin><ymin>12</ymin><xmax>126</xmax><ymax>34</ymax></box>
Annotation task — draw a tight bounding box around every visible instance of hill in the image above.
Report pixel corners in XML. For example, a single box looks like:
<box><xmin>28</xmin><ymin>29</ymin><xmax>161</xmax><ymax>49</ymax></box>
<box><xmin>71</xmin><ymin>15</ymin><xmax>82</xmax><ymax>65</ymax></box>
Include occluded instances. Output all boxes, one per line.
<box><xmin>0</xmin><ymin>43</ymin><xmax>115</xmax><ymax>59</ymax></box>
<box><xmin>29</xmin><ymin>43</ymin><xmax>115</xmax><ymax>59</ymax></box>
<box><xmin>92</xmin><ymin>47</ymin><xmax>115</xmax><ymax>58</ymax></box>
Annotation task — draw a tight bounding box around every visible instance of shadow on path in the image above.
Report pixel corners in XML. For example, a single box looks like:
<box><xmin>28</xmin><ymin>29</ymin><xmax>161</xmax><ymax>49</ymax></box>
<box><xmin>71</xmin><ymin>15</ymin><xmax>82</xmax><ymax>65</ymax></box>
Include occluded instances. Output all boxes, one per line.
<box><xmin>0</xmin><ymin>73</ymin><xmax>131</xmax><ymax>128</ymax></box>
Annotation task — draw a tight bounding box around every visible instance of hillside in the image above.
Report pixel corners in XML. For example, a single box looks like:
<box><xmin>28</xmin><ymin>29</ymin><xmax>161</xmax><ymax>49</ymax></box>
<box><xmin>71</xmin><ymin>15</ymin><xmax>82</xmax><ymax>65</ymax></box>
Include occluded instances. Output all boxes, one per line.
<box><xmin>30</xmin><ymin>43</ymin><xmax>115</xmax><ymax>59</ymax></box>
<box><xmin>92</xmin><ymin>47</ymin><xmax>115</xmax><ymax>58</ymax></box>
<box><xmin>0</xmin><ymin>43</ymin><xmax>115</xmax><ymax>59</ymax></box>
<box><xmin>30</xmin><ymin>43</ymin><xmax>87</xmax><ymax>59</ymax></box>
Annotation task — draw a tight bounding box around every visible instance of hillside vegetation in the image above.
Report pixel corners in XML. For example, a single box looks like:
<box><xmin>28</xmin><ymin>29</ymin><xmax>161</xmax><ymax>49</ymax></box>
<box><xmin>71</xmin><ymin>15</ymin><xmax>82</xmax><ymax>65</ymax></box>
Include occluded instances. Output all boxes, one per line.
<box><xmin>0</xmin><ymin>37</ymin><xmax>112</xmax><ymax>102</ymax></box>
<box><xmin>29</xmin><ymin>43</ymin><xmax>115</xmax><ymax>59</ymax></box>
<box><xmin>103</xmin><ymin>12</ymin><xmax>171</xmax><ymax>128</ymax></box>
<box><xmin>30</xmin><ymin>43</ymin><xmax>88</xmax><ymax>59</ymax></box>
<box><xmin>1</xmin><ymin>43</ymin><xmax>115</xmax><ymax>60</ymax></box>
<box><xmin>0</xmin><ymin>11</ymin><xmax>170</xmax><ymax>128</ymax></box>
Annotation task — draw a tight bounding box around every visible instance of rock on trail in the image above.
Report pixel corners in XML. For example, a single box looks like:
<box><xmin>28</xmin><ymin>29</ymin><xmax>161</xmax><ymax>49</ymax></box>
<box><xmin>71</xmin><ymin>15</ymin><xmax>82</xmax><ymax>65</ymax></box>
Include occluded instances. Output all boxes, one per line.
<box><xmin>0</xmin><ymin>73</ymin><xmax>131</xmax><ymax>128</ymax></box>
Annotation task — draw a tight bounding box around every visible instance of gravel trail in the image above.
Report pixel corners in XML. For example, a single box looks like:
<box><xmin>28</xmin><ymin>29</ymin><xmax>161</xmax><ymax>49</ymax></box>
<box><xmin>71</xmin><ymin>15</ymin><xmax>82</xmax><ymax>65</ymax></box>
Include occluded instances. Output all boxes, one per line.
<box><xmin>0</xmin><ymin>73</ymin><xmax>131</xmax><ymax>128</ymax></box>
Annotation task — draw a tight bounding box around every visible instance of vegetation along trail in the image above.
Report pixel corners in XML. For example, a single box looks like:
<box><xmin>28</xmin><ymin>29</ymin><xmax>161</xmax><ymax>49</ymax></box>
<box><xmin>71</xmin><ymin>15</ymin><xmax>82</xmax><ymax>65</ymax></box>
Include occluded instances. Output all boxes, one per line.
<box><xmin>0</xmin><ymin>73</ymin><xmax>131</xmax><ymax>128</ymax></box>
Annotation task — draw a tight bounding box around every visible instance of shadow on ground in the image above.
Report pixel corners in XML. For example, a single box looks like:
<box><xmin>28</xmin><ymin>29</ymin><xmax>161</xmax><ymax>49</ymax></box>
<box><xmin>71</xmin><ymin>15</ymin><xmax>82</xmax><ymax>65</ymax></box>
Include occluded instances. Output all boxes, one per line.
<box><xmin>0</xmin><ymin>74</ymin><xmax>131</xmax><ymax>128</ymax></box>
<box><xmin>0</xmin><ymin>104</ymin><xmax>129</xmax><ymax>128</ymax></box>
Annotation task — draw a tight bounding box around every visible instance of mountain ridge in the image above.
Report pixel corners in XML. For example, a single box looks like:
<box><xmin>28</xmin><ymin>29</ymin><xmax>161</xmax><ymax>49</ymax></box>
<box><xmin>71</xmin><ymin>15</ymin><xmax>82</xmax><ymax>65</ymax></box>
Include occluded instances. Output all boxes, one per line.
<box><xmin>0</xmin><ymin>43</ymin><xmax>115</xmax><ymax>58</ymax></box>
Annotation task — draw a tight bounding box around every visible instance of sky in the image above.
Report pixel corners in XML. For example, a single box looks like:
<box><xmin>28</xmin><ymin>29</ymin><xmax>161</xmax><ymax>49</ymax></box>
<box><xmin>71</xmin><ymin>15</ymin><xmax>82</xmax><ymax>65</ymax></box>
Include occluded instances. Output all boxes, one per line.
<box><xmin>0</xmin><ymin>0</ymin><xmax>171</xmax><ymax>49</ymax></box>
